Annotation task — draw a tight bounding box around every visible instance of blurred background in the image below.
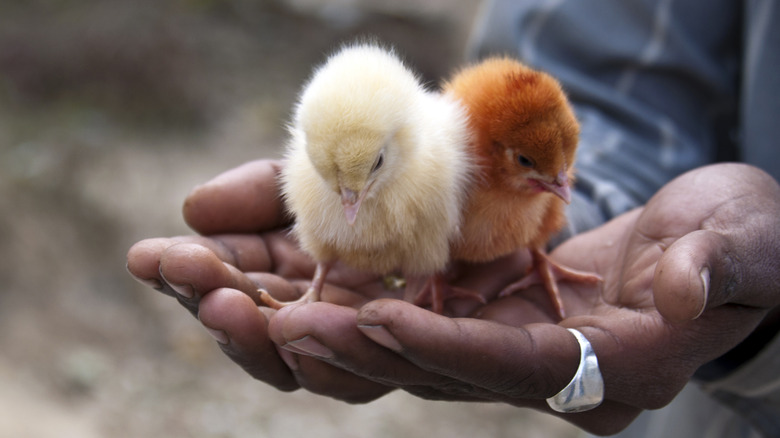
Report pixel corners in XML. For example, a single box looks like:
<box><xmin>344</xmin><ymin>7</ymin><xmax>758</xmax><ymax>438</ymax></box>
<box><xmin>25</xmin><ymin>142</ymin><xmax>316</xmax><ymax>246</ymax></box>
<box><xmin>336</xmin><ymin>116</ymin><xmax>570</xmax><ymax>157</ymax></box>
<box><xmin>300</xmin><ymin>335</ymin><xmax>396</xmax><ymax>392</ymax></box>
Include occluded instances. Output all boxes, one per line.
<box><xmin>0</xmin><ymin>1</ymin><xmax>580</xmax><ymax>436</ymax></box>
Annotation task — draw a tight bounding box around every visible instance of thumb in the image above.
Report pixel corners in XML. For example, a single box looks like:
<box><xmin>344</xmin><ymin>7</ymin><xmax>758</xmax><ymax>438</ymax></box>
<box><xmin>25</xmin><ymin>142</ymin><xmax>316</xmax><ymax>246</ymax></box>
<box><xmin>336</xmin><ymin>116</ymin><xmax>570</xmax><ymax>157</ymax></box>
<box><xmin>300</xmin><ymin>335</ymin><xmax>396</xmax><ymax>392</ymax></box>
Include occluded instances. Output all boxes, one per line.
<box><xmin>653</xmin><ymin>229</ymin><xmax>736</xmax><ymax>322</ymax></box>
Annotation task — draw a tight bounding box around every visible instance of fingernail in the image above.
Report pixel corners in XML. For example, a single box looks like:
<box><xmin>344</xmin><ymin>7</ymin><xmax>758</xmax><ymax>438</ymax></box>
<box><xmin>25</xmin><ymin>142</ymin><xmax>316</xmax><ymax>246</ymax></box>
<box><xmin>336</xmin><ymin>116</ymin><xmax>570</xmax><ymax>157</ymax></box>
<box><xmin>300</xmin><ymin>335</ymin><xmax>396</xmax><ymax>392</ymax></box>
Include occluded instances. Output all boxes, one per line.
<box><xmin>159</xmin><ymin>267</ymin><xmax>194</xmax><ymax>298</ymax></box>
<box><xmin>203</xmin><ymin>325</ymin><xmax>229</xmax><ymax>345</ymax></box>
<box><xmin>694</xmin><ymin>267</ymin><xmax>710</xmax><ymax>319</ymax></box>
<box><xmin>280</xmin><ymin>342</ymin><xmax>307</xmax><ymax>355</ymax></box>
<box><xmin>126</xmin><ymin>266</ymin><xmax>163</xmax><ymax>290</ymax></box>
<box><xmin>358</xmin><ymin>325</ymin><xmax>402</xmax><ymax>352</ymax></box>
<box><xmin>284</xmin><ymin>336</ymin><xmax>333</xmax><ymax>359</ymax></box>
<box><xmin>275</xmin><ymin>345</ymin><xmax>299</xmax><ymax>371</ymax></box>
<box><xmin>139</xmin><ymin>277</ymin><xmax>164</xmax><ymax>290</ymax></box>
<box><xmin>170</xmin><ymin>283</ymin><xmax>194</xmax><ymax>298</ymax></box>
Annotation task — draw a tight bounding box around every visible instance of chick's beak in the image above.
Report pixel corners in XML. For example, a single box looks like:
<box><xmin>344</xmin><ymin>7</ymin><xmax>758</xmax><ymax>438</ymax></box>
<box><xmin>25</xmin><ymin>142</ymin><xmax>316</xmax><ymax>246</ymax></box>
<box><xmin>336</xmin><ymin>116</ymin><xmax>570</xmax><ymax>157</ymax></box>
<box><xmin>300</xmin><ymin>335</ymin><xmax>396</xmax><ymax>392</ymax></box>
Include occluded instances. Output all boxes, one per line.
<box><xmin>341</xmin><ymin>188</ymin><xmax>361</xmax><ymax>225</ymax></box>
<box><xmin>536</xmin><ymin>170</ymin><xmax>572</xmax><ymax>204</ymax></box>
<box><xmin>341</xmin><ymin>183</ymin><xmax>373</xmax><ymax>226</ymax></box>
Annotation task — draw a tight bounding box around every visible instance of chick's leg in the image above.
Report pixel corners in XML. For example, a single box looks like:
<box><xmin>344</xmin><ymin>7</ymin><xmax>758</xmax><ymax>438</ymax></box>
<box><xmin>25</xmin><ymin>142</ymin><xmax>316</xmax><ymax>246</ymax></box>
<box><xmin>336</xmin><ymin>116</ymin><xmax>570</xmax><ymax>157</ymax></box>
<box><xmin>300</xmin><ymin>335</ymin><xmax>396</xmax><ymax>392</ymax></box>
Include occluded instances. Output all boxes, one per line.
<box><xmin>498</xmin><ymin>248</ymin><xmax>602</xmax><ymax>319</ymax></box>
<box><xmin>259</xmin><ymin>262</ymin><xmax>331</xmax><ymax>309</ymax></box>
<box><xmin>412</xmin><ymin>273</ymin><xmax>486</xmax><ymax>315</ymax></box>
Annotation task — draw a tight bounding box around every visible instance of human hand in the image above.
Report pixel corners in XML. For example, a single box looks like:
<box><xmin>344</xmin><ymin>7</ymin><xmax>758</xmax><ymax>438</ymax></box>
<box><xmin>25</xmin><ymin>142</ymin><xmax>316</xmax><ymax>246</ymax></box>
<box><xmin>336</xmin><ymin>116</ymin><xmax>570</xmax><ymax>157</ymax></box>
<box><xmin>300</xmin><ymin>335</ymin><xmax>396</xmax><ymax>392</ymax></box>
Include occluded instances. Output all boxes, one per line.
<box><xmin>127</xmin><ymin>161</ymin><xmax>780</xmax><ymax>435</ymax></box>
<box><xmin>264</xmin><ymin>163</ymin><xmax>780</xmax><ymax>435</ymax></box>
<box><xmin>126</xmin><ymin>160</ymin><xmax>413</xmax><ymax>401</ymax></box>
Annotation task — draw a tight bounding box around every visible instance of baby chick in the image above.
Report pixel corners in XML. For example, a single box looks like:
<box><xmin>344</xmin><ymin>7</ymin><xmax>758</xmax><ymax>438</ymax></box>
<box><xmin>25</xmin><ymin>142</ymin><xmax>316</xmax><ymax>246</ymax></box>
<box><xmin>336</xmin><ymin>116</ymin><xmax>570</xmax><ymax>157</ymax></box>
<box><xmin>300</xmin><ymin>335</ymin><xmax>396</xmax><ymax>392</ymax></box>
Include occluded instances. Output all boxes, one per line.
<box><xmin>443</xmin><ymin>57</ymin><xmax>601</xmax><ymax>319</ymax></box>
<box><xmin>259</xmin><ymin>42</ymin><xmax>473</xmax><ymax>309</ymax></box>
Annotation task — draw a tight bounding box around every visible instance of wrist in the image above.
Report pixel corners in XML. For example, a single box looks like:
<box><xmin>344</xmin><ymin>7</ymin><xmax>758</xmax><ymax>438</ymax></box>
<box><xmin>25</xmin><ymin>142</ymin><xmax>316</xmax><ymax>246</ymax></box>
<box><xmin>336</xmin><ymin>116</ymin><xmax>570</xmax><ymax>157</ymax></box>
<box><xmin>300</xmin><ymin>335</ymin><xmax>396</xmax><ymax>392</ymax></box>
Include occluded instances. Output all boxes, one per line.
<box><xmin>694</xmin><ymin>307</ymin><xmax>780</xmax><ymax>395</ymax></box>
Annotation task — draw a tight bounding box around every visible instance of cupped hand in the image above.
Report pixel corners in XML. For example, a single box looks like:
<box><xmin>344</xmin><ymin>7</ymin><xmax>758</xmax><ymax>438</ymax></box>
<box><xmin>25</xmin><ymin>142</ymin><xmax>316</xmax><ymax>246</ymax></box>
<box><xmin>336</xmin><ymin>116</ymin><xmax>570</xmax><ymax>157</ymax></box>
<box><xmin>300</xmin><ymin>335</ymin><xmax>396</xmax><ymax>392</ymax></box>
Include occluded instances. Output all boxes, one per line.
<box><xmin>127</xmin><ymin>160</ymin><xmax>780</xmax><ymax>435</ymax></box>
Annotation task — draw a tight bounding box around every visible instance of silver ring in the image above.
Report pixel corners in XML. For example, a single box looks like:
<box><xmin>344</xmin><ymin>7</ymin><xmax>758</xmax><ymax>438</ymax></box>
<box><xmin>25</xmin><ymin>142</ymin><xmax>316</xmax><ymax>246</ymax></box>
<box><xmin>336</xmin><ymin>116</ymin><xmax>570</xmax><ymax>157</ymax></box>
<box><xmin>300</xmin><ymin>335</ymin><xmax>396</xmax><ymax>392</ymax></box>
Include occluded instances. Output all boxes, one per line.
<box><xmin>546</xmin><ymin>328</ymin><xmax>604</xmax><ymax>413</ymax></box>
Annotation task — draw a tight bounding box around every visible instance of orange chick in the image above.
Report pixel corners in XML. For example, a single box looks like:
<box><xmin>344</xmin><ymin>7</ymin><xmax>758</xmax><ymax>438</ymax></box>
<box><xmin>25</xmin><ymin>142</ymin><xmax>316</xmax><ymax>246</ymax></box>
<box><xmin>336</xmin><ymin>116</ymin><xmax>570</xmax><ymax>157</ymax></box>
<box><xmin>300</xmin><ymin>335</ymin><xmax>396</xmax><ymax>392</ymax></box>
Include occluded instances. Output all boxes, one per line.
<box><xmin>442</xmin><ymin>57</ymin><xmax>601</xmax><ymax>319</ymax></box>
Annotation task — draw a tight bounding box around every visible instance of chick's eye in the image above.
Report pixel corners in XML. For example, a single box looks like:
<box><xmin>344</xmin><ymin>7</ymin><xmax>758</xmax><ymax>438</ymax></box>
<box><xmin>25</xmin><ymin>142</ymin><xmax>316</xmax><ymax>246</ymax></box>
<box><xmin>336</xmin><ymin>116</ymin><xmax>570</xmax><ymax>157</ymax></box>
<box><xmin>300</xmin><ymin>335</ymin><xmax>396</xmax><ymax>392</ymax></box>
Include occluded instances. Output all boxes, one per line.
<box><xmin>517</xmin><ymin>154</ymin><xmax>535</xmax><ymax>168</ymax></box>
<box><xmin>372</xmin><ymin>153</ymin><xmax>384</xmax><ymax>172</ymax></box>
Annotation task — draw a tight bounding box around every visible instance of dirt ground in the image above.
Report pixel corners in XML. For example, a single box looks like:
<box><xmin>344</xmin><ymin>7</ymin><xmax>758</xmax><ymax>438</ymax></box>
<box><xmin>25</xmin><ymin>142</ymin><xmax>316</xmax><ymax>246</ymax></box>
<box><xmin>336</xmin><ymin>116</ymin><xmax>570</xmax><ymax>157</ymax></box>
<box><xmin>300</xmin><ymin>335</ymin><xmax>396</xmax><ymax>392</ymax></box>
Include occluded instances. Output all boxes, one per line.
<box><xmin>0</xmin><ymin>1</ymin><xmax>581</xmax><ymax>437</ymax></box>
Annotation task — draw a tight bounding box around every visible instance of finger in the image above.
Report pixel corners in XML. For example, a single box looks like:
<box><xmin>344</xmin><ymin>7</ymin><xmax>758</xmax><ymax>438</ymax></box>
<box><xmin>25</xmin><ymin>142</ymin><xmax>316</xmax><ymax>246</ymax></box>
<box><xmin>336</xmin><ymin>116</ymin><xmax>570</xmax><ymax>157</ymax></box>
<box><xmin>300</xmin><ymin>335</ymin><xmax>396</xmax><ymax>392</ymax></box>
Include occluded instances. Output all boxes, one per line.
<box><xmin>183</xmin><ymin>159</ymin><xmax>288</xmax><ymax>234</ymax></box>
<box><xmin>197</xmin><ymin>288</ymin><xmax>299</xmax><ymax>392</ymax></box>
<box><xmin>652</xmin><ymin>230</ymin><xmax>724</xmax><ymax>321</ymax></box>
<box><xmin>127</xmin><ymin>234</ymin><xmax>273</xmax><ymax>284</ymax></box>
<box><xmin>269</xmin><ymin>301</ymin><xmax>499</xmax><ymax>402</ymax></box>
<box><xmin>155</xmin><ymin>231</ymin><xmax>316</xmax><ymax>280</ymax></box>
<box><xmin>127</xmin><ymin>237</ymin><xmax>224</xmax><ymax>312</ymax></box>
<box><xmin>159</xmin><ymin>242</ymin><xmax>262</xmax><ymax>304</ymax></box>
<box><xmin>653</xmin><ymin>228</ymin><xmax>777</xmax><ymax>322</ymax></box>
<box><xmin>291</xmin><ymin>354</ymin><xmax>394</xmax><ymax>404</ymax></box>
<box><xmin>127</xmin><ymin>237</ymin><xmax>179</xmax><ymax>292</ymax></box>
<box><xmin>356</xmin><ymin>299</ymin><xmax>578</xmax><ymax>400</ymax></box>
<box><xmin>267</xmin><ymin>302</ymin><xmax>397</xmax><ymax>403</ymax></box>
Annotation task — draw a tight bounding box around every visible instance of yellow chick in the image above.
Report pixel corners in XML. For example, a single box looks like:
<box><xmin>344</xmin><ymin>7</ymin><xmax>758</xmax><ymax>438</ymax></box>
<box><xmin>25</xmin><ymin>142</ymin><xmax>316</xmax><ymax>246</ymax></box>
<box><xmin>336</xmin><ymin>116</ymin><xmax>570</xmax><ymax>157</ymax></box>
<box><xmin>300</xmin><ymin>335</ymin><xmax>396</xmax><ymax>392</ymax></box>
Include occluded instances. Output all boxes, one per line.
<box><xmin>259</xmin><ymin>42</ymin><xmax>473</xmax><ymax>309</ymax></box>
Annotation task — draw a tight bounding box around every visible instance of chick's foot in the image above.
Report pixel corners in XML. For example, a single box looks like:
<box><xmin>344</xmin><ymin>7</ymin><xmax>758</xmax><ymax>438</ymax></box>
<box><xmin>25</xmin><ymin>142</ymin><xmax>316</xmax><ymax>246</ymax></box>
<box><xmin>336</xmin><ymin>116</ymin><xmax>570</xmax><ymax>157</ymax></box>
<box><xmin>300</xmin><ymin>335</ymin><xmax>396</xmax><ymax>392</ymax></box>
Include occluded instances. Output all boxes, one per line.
<box><xmin>498</xmin><ymin>248</ymin><xmax>602</xmax><ymax>319</ymax></box>
<box><xmin>258</xmin><ymin>286</ymin><xmax>320</xmax><ymax>309</ymax></box>
<box><xmin>412</xmin><ymin>273</ymin><xmax>486</xmax><ymax>315</ymax></box>
<box><xmin>258</xmin><ymin>261</ymin><xmax>331</xmax><ymax>309</ymax></box>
